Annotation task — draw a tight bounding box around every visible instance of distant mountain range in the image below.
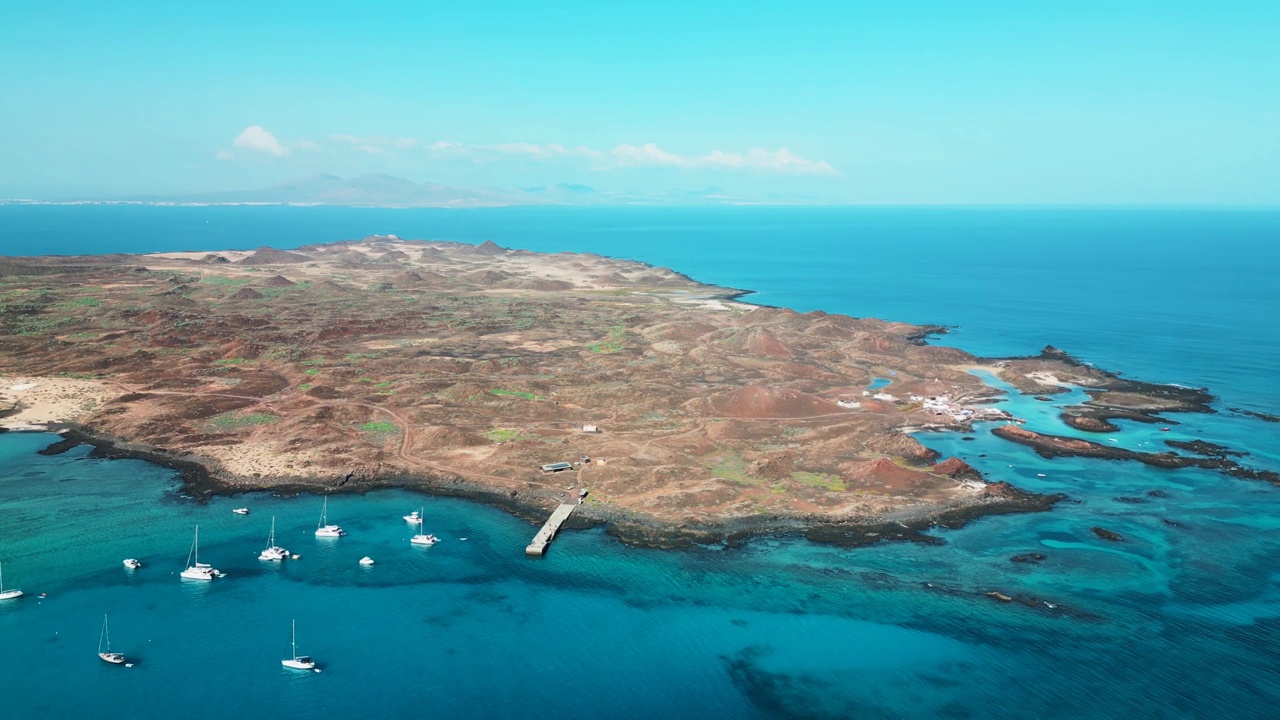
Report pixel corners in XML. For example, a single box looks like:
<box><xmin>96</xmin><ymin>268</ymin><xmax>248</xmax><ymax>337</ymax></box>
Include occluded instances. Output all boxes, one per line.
<box><xmin>140</xmin><ymin>173</ymin><xmax>522</xmax><ymax>208</ymax></box>
<box><xmin>1</xmin><ymin>173</ymin><xmax>828</xmax><ymax>208</ymax></box>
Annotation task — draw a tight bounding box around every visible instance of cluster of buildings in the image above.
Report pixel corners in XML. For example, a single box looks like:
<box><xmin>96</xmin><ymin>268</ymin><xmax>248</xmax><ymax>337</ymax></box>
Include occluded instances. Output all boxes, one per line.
<box><xmin>842</xmin><ymin>389</ymin><xmax>1011</xmax><ymax>424</ymax></box>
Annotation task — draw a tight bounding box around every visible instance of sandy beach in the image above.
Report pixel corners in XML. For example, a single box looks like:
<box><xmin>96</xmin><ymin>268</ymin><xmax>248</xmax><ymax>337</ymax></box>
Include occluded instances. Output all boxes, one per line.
<box><xmin>0</xmin><ymin>376</ymin><xmax>113</xmax><ymax>430</ymax></box>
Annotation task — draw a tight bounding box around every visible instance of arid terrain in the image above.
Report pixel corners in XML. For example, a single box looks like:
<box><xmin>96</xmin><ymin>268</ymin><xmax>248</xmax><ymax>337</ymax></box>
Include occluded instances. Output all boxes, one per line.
<box><xmin>0</xmin><ymin>237</ymin><xmax>1219</xmax><ymax>546</ymax></box>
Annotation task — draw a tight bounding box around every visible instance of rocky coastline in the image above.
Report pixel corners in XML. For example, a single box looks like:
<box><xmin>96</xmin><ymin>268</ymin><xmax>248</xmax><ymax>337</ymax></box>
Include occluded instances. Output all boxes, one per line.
<box><xmin>35</xmin><ymin>424</ymin><xmax>1063</xmax><ymax>551</ymax></box>
<box><xmin>991</xmin><ymin>424</ymin><xmax>1280</xmax><ymax>486</ymax></box>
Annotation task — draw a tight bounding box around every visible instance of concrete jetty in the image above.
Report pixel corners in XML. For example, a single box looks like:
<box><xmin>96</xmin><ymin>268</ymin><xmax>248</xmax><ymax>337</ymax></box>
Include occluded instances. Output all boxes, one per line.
<box><xmin>525</xmin><ymin>503</ymin><xmax>577</xmax><ymax>557</ymax></box>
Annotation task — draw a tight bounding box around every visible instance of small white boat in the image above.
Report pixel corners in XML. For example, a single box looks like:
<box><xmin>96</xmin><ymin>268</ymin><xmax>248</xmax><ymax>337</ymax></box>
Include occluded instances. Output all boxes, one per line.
<box><xmin>0</xmin><ymin>562</ymin><xmax>22</xmax><ymax>600</ymax></box>
<box><xmin>403</xmin><ymin>510</ymin><xmax>421</xmax><ymax>523</ymax></box>
<box><xmin>123</xmin><ymin>559</ymin><xmax>142</xmax><ymax>570</ymax></box>
<box><xmin>233</xmin><ymin>507</ymin><xmax>251</xmax><ymax>515</ymax></box>
<box><xmin>410</xmin><ymin>509</ymin><xmax>438</xmax><ymax>546</ymax></box>
<box><xmin>179</xmin><ymin>525</ymin><xmax>224</xmax><ymax>581</ymax></box>
<box><xmin>314</xmin><ymin>497</ymin><xmax>345</xmax><ymax>538</ymax></box>
<box><xmin>281</xmin><ymin>619</ymin><xmax>316</xmax><ymax>671</ymax></box>
<box><xmin>258</xmin><ymin>516</ymin><xmax>290</xmax><ymax>562</ymax></box>
<box><xmin>98</xmin><ymin>614</ymin><xmax>127</xmax><ymax>665</ymax></box>
<box><xmin>359</xmin><ymin>556</ymin><xmax>375</xmax><ymax>566</ymax></box>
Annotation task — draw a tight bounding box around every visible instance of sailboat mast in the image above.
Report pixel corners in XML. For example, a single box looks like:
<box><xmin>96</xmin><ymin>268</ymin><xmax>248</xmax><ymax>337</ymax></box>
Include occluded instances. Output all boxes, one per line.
<box><xmin>292</xmin><ymin>618</ymin><xmax>298</xmax><ymax>657</ymax></box>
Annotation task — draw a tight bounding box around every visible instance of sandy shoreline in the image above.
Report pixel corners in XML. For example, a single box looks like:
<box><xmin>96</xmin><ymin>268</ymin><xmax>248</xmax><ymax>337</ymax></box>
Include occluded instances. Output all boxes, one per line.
<box><xmin>0</xmin><ymin>376</ymin><xmax>113</xmax><ymax>430</ymax></box>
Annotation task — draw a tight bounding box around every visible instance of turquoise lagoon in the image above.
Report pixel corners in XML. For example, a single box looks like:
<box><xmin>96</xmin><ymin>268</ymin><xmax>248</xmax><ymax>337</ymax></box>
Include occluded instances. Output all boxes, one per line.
<box><xmin>1</xmin><ymin>206</ymin><xmax>1279</xmax><ymax>718</ymax></box>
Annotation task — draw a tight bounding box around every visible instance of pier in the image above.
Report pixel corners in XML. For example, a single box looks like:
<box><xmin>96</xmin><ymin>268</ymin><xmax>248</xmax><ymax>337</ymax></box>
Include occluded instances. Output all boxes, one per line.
<box><xmin>525</xmin><ymin>503</ymin><xmax>577</xmax><ymax>556</ymax></box>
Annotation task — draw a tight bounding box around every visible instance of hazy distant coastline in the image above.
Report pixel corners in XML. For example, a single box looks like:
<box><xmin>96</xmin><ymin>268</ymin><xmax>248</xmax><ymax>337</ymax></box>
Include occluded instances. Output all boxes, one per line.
<box><xmin>0</xmin><ymin>173</ymin><xmax>832</xmax><ymax>209</ymax></box>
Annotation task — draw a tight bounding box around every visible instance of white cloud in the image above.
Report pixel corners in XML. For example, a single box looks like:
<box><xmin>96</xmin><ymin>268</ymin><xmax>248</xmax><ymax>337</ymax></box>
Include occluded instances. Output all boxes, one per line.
<box><xmin>322</xmin><ymin>132</ymin><xmax>838</xmax><ymax>176</ymax></box>
<box><xmin>293</xmin><ymin>139</ymin><xmax>321</xmax><ymax>152</ymax></box>
<box><xmin>429</xmin><ymin>140</ymin><xmax>469</xmax><ymax>155</ymax></box>
<box><xmin>611</xmin><ymin>143</ymin><xmax>692</xmax><ymax>168</ymax></box>
<box><xmin>609</xmin><ymin>143</ymin><xmax>838</xmax><ymax>176</ymax></box>
<box><xmin>230</xmin><ymin>125</ymin><xmax>287</xmax><ymax>157</ymax></box>
<box><xmin>493</xmin><ymin>142</ymin><xmax>565</xmax><ymax>159</ymax></box>
<box><xmin>214</xmin><ymin>149</ymin><xmax>235</xmax><ymax>161</ymax></box>
<box><xmin>708</xmin><ymin>147</ymin><xmax>838</xmax><ymax>176</ymax></box>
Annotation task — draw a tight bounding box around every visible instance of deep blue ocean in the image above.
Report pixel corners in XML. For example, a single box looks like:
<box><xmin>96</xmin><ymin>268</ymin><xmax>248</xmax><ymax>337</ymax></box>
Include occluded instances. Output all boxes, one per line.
<box><xmin>1</xmin><ymin>205</ymin><xmax>1279</xmax><ymax>718</ymax></box>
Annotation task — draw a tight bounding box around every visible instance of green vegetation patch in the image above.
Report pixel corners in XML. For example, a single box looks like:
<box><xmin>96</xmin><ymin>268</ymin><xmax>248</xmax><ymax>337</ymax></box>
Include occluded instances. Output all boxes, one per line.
<box><xmin>709</xmin><ymin>451</ymin><xmax>760</xmax><ymax>486</ymax></box>
<box><xmin>587</xmin><ymin>325</ymin><xmax>628</xmax><ymax>354</ymax></box>
<box><xmin>303</xmin><ymin>368</ymin><xmax>320</xmax><ymax>376</ymax></box>
<box><xmin>298</xmin><ymin>383</ymin><xmax>312</xmax><ymax>390</ymax></box>
<box><xmin>57</xmin><ymin>297</ymin><xmax>102</xmax><ymax>309</ymax></box>
<box><xmin>210</xmin><ymin>412</ymin><xmax>279</xmax><ymax>429</ymax></box>
<box><xmin>301</xmin><ymin>357</ymin><xmax>326</xmax><ymax>366</ymax></box>
<box><xmin>489</xmin><ymin>388</ymin><xmax>538</xmax><ymax>400</ymax></box>
<box><xmin>485</xmin><ymin>428</ymin><xmax>523</xmax><ymax>442</ymax></box>
<box><xmin>792</xmin><ymin>471</ymin><xmax>846</xmax><ymax>492</ymax></box>
<box><xmin>215</xmin><ymin>357</ymin><xmax>251</xmax><ymax>366</ymax></box>
<box><xmin>360</xmin><ymin>421</ymin><xmax>399</xmax><ymax>434</ymax></box>
<box><xmin>200</xmin><ymin>274</ymin><xmax>250</xmax><ymax>285</ymax></box>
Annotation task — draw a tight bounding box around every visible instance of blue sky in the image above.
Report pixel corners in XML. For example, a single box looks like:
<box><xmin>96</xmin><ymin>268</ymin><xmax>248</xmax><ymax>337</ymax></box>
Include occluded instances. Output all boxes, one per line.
<box><xmin>1</xmin><ymin>1</ymin><xmax>1277</xmax><ymax>203</ymax></box>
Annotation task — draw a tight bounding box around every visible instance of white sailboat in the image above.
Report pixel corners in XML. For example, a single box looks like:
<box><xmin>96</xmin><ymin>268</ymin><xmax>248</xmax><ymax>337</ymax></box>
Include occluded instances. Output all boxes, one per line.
<box><xmin>410</xmin><ymin>508</ymin><xmax>438</xmax><ymax>546</ymax></box>
<box><xmin>180</xmin><ymin>525</ymin><xmax>223</xmax><ymax>581</ymax></box>
<box><xmin>0</xmin><ymin>562</ymin><xmax>22</xmax><ymax>600</ymax></box>
<box><xmin>281</xmin><ymin>619</ymin><xmax>316</xmax><ymax>670</ymax></box>
<box><xmin>258</xmin><ymin>516</ymin><xmax>289</xmax><ymax>561</ymax></box>
<box><xmin>98</xmin><ymin>614</ymin><xmax>126</xmax><ymax>665</ymax></box>
<box><xmin>314</xmin><ymin>496</ymin><xmax>345</xmax><ymax>538</ymax></box>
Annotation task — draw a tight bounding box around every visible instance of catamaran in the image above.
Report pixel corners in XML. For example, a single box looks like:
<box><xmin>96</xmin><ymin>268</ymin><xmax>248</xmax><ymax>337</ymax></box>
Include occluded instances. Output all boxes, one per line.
<box><xmin>98</xmin><ymin>614</ymin><xmax>126</xmax><ymax>665</ymax></box>
<box><xmin>180</xmin><ymin>525</ymin><xmax>223</xmax><ymax>580</ymax></box>
<box><xmin>314</xmin><ymin>496</ymin><xmax>345</xmax><ymax>538</ymax></box>
<box><xmin>281</xmin><ymin>619</ymin><xmax>316</xmax><ymax>670</ymax></box>
<box><xmin>0</xmin><ymin>562</ymin><xmax>22</xmax><ymax>600</ymax></box>
<box><xmin>259</xmin><ymin>516</ymin><xmax>289</xmax><ymax>561</ymax></box>
<box><xmin>410</xmin><ymin>508</ymin><xmax>439</xmax><ymax>546</ymax></box>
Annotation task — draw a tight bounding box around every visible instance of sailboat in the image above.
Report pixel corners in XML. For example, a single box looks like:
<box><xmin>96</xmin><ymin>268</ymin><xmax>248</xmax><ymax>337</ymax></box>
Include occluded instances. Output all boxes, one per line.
<box><xmin>179</xmin><ymin>525</ymin><xmax>223</xmax><ymax>580</ymax></box>
<box><xmin>281</xmin><ymin>619</ymin><xmax>316</xmax><ymax>670</ymax></box>
<box><xmin>98</xmin><ymin>614</ymin><xmax>126</xmax><ymax>665</ymax></box>
<box><xmin>314</xmin><ymin>496</ymin><xmax>345</xmax><ymax>538</ymax></box>
<box><xmin>258</xmin><ymin>516</ymin><xmax>289</xmax><ymax>561</ymax></box>
<box><xmin>0</xmin><ymin>562</ymin><xmax>22</xmax><ymax>600</ymax></box>
<box><xmin>410</xmin><ymin>508</ymin><xmax>438</xmax><ymax>546</ymax></box>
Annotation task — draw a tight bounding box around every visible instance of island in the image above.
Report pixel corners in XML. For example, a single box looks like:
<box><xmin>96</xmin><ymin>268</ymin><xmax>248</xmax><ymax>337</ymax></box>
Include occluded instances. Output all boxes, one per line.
<box><xmin>0</xmin><ymin>237</ymin><xmax>1252</xmax><ymax>548</ymax></box>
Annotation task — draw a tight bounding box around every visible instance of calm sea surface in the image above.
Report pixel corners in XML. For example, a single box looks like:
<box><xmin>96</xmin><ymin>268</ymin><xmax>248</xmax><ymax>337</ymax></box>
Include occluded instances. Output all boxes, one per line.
<box><xmin>1</xmin><ymin>205</ymin><xmax>1278</xmax><ymax>718</ymax></box>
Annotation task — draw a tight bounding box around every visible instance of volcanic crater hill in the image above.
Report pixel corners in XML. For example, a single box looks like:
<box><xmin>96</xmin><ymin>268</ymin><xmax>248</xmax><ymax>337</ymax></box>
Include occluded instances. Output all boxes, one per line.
<box><xmin>0</xmin><ymin>236</ymin><xmax>1105</xmax><ymax>544</ymax></box>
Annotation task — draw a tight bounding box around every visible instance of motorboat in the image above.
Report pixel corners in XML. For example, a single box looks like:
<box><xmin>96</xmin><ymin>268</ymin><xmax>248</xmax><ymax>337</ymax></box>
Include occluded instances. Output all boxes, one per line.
<box><xmin>0</xmin><ymin>562</ymin><xmax>22</xmax><ymax>600</ymax></box>
<box><xmin>233</xmin><ymin>507</ymin><xmax>250</xmax><ymax>515</ymax></box>
<box><xmin>359</xmin><ymin>556</ymin><xmax>375</xmax><ymax>566</ymax></box>
<box><xmin>314</xmin><ymin>497</ymin><xmax>345</xmax><ymax>538</ymax></box>
<box><xmin>410</xmin><ymin>509</ymin><xmax>438</xmax><ymax>546</ymax></box>
<box><xmin>403</xmin><ymin>510</ymin><xmax>421</xmax><ymax>523</ymax></box>
<box><xmin>98</xmin><ymin>614</ymin><xmax>127</xmax><ymax>665</ymax></box>
<box><xmin>123</xmin><ymin>559</ymin><xmax>142</xmax><ymax>570</ymax></box>
<box><xmin>258</xmin><ymin>516</ymin><xmax>289</xmax><ymax>561</ymax></box>
<box><xmin>281</xmin><ymin>619</ymin><xmax>317</xmax><ymax>671</ymax></box>
<box><xmin>180</xmin><ymin>525</ymin><xmax>224</xmax><ymax>581</ymax></box>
